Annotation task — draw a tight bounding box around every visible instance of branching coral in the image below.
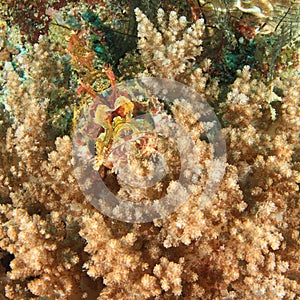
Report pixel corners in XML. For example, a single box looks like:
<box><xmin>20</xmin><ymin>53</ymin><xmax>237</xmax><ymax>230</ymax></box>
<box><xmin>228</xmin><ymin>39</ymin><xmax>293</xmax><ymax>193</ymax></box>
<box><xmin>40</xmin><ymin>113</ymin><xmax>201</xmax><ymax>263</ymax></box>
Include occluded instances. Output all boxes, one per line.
<box><xmin>0</xmin><ymin>2</ymin><xmax>299</xmax><ymax>300</ymax></box>
<box><xmin>135</xmin><ymin>7</ymin><xmax>214</xmax><ymax>97</ymax></box>
<box><xmin>0</xmin><ymin>30</ymin><xmax>94</xmax><ymax>299</ymax></box>
<box><xmin>135</xmin><ymin>7</ymin><xmax>204</xmax><ymax>78</ymax></box>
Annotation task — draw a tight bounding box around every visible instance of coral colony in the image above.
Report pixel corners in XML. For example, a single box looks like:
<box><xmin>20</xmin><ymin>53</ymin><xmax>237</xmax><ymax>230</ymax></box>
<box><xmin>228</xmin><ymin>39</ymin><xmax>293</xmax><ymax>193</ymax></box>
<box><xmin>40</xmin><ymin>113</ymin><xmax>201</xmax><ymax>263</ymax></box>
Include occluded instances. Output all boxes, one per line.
<box><xmin>0</xmin><ymin>1</ymin><xmax>299</xmax><ymax>299</ymax></box>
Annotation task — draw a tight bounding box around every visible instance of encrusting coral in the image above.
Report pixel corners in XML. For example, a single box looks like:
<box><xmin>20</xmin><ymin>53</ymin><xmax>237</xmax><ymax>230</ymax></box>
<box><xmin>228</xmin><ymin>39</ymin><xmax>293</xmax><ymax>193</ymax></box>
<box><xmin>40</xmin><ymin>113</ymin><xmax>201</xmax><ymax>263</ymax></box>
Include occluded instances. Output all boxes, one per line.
<box><xmin>0</xmin><ymin>1</ymin><xmax>299</xmax><ymax>299</ymax></box>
